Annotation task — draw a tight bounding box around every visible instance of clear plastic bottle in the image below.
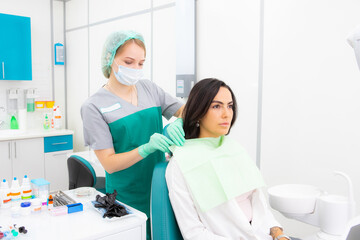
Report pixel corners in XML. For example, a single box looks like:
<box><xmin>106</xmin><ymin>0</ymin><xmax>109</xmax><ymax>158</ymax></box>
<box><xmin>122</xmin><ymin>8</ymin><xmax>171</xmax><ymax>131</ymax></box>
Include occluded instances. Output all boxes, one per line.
<box><xmin>53</xmin><ymin>106</ymin><xmax>62</xmax><ymax>130</ymax></box>
<box><xmin>10</xmin><ymin>177</ymin><xmax>22</xmax><ymax>205</ymax></box>
<box><xmin>0</xmin><ymin>179</ymin><xmax>11</xmax><ymax>208</ymax></box>
<box><xmin>21</xmin><ymin>175</ymin><xmax>32</xmax><ymax>200</ymax></box>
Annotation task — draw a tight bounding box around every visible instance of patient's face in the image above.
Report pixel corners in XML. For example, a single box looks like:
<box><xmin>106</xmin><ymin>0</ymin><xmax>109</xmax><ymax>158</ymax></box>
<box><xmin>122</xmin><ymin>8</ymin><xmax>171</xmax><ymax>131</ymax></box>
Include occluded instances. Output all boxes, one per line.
<box><xmin>199</xmin><ymin>87</ymin><xmax>234</xmax><ymax>138</ymax></box>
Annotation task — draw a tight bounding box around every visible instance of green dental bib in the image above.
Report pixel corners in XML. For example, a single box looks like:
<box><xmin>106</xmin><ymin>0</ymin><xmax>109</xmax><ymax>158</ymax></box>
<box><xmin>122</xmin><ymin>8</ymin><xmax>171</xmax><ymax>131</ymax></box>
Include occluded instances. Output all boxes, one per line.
<box><xmin>172</xmin><ymin>136</ymin><xmax>265</xmax><ymax>212</ymax></box>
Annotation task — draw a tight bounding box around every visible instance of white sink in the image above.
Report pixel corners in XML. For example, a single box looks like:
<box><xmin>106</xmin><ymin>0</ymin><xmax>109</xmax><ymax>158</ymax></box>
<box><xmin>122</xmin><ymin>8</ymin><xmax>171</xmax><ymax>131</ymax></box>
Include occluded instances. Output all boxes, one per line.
<box><xmin>268</xmin><ymin>184</ymin><xmax>323</xmax><ymax>214</ymax></box>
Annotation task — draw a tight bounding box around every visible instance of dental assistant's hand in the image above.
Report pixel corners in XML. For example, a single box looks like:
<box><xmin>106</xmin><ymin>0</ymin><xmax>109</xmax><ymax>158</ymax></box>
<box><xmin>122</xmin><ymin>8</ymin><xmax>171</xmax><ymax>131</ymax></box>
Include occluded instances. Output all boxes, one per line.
<box><xmin>138</xmin><ymin>133</ymin><xmax>174</xmax><ymax>158</ymax></box>
<box><xmin>166</xmin><ymin>118</ymin><xmax>185</xmax><ymax>146</ymax></box>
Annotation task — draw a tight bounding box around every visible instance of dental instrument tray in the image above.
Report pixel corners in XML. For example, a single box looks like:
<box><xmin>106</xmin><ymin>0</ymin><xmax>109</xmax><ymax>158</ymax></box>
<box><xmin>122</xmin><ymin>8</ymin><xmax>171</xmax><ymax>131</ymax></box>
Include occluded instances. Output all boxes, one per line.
<box><xmin>51</xmin><ymin>190</ymin><xmax>77</xmax><ymax>207</ymax></box>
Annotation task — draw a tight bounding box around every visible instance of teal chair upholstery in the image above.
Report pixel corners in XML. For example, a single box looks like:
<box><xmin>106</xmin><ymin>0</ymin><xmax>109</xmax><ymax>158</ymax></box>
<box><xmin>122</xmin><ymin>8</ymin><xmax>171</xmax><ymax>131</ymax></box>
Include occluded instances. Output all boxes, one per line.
<box><xmin>67</xmin><ymin>155</ymin><xmax>106</xmax><ymax>194</ymax></box>
<box><xmin>151</xmin><ymin>161</ymin><xmax>183</xmax><ymax>240</ymax></box>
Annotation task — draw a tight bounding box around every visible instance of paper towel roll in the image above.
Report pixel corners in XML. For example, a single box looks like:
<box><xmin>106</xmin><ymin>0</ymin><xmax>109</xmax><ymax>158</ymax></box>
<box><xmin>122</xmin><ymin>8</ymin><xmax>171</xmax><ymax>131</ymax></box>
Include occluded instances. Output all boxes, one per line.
<box><xmin>18</xmin><ymin>109</ymin><xmax>27</xmax><ymax>130</ymax></box>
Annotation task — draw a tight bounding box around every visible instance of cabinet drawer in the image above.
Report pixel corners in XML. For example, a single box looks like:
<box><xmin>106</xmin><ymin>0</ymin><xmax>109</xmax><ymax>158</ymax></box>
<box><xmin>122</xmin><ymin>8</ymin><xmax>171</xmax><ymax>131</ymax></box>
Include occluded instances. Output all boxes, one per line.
<box><xmin>44</xmin><ymin>135</ymin><xmax>73</xmax><ymax>153</ymax></box>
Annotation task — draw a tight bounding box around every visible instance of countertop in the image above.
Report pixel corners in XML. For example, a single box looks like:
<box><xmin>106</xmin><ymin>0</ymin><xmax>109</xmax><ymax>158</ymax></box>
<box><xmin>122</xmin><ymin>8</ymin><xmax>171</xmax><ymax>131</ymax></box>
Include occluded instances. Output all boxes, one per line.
<box><xmin>0</xmin><ymin>189</ymin><xmax>147</xmax><ymax>240</ymax></box>
<box><xmin>0</xmin><ymin>129</ymin><xmax>74</xmax><ymax>141</ymax></box>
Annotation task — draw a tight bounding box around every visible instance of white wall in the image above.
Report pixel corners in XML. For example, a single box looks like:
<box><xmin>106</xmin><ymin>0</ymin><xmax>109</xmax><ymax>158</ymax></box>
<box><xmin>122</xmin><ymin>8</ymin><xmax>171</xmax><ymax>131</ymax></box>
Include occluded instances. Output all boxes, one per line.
<box><xmin>261</xmin><ymin>0</ymin><xmax>360</xmax><ymax>236</ymax></box>
<box><xmin>53</xmin><ymin>0</ymin><xmax>66</xmax><ymax>130</ymax></box>
<box><xmin>0</xmin><ymin>0</ymin><xmax>58</xmax><ymax>129</ymax></box>
<box><xmin>196</xmin><ymin>0</ymin><xmax>261</xmax><ymax>161</ymax></box>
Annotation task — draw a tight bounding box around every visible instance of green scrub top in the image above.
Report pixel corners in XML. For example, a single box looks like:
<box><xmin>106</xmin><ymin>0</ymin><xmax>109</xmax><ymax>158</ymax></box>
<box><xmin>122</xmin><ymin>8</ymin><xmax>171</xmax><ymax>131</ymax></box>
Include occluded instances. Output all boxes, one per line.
<box><xmin>81</xmin><ymin>80</ymin><xmax>183</xmax><ymax>240</ymax></box>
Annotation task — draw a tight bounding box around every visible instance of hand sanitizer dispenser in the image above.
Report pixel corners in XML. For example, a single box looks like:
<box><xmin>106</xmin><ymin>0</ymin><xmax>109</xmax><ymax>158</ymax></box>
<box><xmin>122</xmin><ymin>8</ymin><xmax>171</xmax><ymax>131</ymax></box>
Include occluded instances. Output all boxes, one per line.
<box><xmin>6</xmin><ymin>88</ymin><xmax>19</xmax><ymax>114</ymax></box>
<box><xmin>26</xmin><ymin>88</ymin><xmax>37</xmax><ymax>112</ymax></box>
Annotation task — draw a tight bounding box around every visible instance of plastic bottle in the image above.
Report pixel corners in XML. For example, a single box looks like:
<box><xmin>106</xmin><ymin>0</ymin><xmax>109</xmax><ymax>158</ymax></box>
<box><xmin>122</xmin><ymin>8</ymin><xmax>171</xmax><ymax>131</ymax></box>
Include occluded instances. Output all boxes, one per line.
<box><xmin>53</xmin><ymin>106</ymin><xmax>62</xmax><ymax>130</ymax></box>
<box><xmin>10</xmin><ymin>177</ymin><xmax>22</xmax><ymax>205</ymax></box>
<box><xmin>10</xmin><ymin>115</ymin><xmax>19</xmax><ymax>129</ymax></box>
<box><xmin>47</xmin><ymin>195</ymin><xmax>54</xmax><ymax>211</ymax></box>
<box><xmin>43</xmin><ymin>113</ymin><xmax>50</xmax><ymax>129</ymax></box>
<box><xmin>21</xmin><ymin>175</ymin><xmax>32</xmax><ymax>200</ymax></box>
<box><xmin>51</xmin><ymin>117</ymin><xmax>54</xmax><ymax>129</ymax></box>
<box><xmin>0</xmin><ymin>179</ymin><xmax>11</xmax><ymax>208</ymax></box>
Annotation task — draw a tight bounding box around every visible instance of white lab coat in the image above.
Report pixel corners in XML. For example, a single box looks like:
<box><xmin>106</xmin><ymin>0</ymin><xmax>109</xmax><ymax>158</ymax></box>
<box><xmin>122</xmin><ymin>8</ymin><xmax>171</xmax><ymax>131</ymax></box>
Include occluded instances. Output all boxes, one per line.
<box><xmin>166</xmin><ymin>159</ymin><xmax>282</xmax><ymax>240</ymax></box>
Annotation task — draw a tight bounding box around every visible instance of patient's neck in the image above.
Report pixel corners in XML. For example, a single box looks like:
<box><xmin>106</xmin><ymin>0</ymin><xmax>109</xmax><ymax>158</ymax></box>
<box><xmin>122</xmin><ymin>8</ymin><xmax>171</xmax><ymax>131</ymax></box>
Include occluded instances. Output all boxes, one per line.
<box><xmin>198</xmin><ymin>133</ymin><xmax>223</xmax><ymax>138</ymax></box>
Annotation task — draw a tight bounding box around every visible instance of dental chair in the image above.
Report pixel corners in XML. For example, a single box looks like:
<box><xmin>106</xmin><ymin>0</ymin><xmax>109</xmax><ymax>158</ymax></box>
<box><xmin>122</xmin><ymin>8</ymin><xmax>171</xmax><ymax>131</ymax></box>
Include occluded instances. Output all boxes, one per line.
<box><xmin>67</xmin><ymin>155</ymin><xmax>106</xmax><ymax>194</ymax></box>
<box><xmin>150</xmin><ymin>161</ymin><xmax>183</xmax><ymax>240</ymax></box>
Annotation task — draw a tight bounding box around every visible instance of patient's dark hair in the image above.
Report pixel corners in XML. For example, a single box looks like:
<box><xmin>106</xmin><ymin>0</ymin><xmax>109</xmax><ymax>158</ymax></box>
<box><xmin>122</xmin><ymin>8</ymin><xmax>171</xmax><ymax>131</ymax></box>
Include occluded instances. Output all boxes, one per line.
<box><xmin>182</xmin><ymin>78</ymin><xmax>237</xmax><ymax>139</ymax></box>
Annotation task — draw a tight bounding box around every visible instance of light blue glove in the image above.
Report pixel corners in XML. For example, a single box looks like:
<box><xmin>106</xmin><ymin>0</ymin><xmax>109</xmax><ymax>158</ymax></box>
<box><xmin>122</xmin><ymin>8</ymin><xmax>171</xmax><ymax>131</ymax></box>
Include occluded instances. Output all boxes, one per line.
<box><xmin>166</xmin><ymin>118</ymin><xmax>185</xmax><ymax>146</ymax></box>
<box><xmin>138</xmin><ymin>133</ymin><xmax>174</xmax><ymax>158</ymax></box>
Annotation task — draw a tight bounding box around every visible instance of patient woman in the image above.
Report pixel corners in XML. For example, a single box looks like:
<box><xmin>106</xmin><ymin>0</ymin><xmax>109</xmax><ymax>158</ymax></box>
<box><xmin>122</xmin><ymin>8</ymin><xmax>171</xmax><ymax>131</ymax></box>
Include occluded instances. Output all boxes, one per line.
<box><xmin>166</xmin><ymin>78</ymin><xmax>292</xmax><ymax>240</ymax></box>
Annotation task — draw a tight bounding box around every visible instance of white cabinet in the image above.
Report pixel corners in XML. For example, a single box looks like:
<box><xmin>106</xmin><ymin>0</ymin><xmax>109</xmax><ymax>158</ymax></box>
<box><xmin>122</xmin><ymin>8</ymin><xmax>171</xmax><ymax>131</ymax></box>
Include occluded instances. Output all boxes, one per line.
<box><xmin>0</xmin><ymin>138</ymin><xmax>44</xmax><ymax>181</ymax></box>
<box><xmin>0</xmin><ymin>131</ymin><xmax>73</xmax><ymax>191</ymax></box>
<box><xmin>44</xmin><ymin>135</ymin><xmax>73</xmax><ymax>191</ymax></box>
<box><xmin>45</xmin><ymin>150</ymin><xmax>72</xmax><ymax>191</ymax></box>
<box><xmin>0</xmin><ymin>141</ymin><xmax>12</xmax><ymax>181</ymax></box>
<box><xmin>12</xmin><ymin>138</ymin><xmax>44</xmax><ymax>179</ymax></box>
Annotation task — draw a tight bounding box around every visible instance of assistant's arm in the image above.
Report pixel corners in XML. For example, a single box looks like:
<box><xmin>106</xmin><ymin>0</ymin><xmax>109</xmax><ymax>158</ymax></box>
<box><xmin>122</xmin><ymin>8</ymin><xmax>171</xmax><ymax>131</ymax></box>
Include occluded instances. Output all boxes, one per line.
<box><xmin>165</xmin><ymin>160</ymin><xmax>230</xmax><ymax>240</ymax></box>
<box><xmin>94</xmin><ymin>148</ymin><xmax>143</xmax><ymax>174</ymax></box>
<box><xmin>174</xmin><ymin>105</ymin><xmax>184</xmax><ymax>118</ymax></box>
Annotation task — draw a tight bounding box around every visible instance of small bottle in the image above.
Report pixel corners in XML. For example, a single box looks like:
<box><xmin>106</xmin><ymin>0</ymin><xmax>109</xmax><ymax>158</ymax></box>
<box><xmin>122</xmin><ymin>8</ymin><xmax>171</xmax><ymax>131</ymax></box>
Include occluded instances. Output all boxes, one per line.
<box><xmin>10</xmin><ymin>115</ymin><xmax>19</xmax><ymax>129</ymax></box>
<box><xmin>31</xmin><ymin>198</ymin><xmax>42</xmax><ymax>213</ymax></box>
<box><xmin>0</xmin><ymin>179</ymin><xmax>11</xmax><ymax>208</ymax></box>
<box><xmin>21</xmin><ymin>175</ymin><xmax>32</xmax><ymax>200</ymax></box>
<box><xmin>51</xmin><ymin>117</ymin><xmax>54</xmax><ymax>129</ymax></box>
<box><xmin>10</xmin><ymin>177</ymin><xmax>22</xmax><ymax>205</ymax></box>
<box><xmin>47</xmin><ymin>195</ymin><xmax>54</xmax><ymax>211</ymax></box>
<box><xmin>43</xmin><ymin>113</ymin><xmax>50</xmax><ymax>129</ymax></box>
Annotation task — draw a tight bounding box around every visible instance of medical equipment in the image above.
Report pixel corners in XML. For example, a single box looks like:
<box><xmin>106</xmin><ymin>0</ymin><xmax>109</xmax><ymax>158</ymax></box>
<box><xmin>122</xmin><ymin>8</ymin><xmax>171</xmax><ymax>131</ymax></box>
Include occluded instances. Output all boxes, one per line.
<box><xmin>347</xmin><ymin>25</ymin><xmax>360</xmax><ymax>70</ymax></box>
<box><xmin>268</xmin><ymin>171</ymin><xmax>360</xmax><ymax>240</ymax></box>
<box><xmin>52</xmin><ymin>190</ymin><xmax>76</xmax><ymax>207</ymax></box>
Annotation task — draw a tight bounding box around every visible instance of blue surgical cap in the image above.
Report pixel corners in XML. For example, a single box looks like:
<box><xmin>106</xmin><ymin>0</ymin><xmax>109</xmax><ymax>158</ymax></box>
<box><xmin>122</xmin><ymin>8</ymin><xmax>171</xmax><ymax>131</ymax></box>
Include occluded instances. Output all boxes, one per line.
<box><xmin>101</xmin><ymin>30</ymin><xmax>145</xmax><ymax>78</ymax></box>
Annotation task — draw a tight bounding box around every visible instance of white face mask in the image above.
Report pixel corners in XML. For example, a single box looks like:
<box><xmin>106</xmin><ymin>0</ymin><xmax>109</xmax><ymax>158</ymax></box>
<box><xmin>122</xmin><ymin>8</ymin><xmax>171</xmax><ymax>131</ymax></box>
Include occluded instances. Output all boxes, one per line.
<box><xmin>113</xmin><ymin>61</ymin><xmax>143</xmax><ymax>86</ymax></box>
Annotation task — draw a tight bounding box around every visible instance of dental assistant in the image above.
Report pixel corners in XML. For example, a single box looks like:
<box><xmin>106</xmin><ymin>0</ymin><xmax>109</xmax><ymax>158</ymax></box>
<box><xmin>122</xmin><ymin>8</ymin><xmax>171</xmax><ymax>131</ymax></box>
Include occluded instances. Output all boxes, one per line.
<box><xmin>81</xmin><ymin>31</ymin><xmax>184</xmax><ymax>240</ymax></box>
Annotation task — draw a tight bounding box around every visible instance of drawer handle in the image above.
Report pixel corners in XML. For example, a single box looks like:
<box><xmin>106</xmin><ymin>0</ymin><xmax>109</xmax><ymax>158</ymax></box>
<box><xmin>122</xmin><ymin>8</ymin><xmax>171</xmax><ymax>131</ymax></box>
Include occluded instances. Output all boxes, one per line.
<box><xmin>52</xmin><ymin>152</ymin><xmax>68</xmax><ymax>157</ymax></box>
<box><xmin>51</xmin><ymin>142</ymin><xmax>68</xmax><ymax>145</ymax></box>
